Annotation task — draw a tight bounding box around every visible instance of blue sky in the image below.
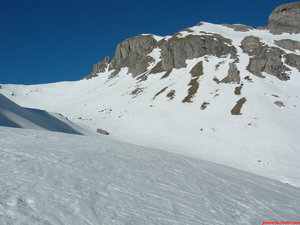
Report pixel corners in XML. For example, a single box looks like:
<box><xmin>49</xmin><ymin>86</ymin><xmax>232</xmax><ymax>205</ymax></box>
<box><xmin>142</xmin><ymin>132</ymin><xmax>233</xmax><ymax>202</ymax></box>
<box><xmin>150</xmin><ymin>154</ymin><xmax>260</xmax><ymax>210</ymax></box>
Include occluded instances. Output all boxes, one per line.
<box><xmin>0</xmin><ymin>0</ymin><xmax>296</xmax><ymax>84</ymax></box>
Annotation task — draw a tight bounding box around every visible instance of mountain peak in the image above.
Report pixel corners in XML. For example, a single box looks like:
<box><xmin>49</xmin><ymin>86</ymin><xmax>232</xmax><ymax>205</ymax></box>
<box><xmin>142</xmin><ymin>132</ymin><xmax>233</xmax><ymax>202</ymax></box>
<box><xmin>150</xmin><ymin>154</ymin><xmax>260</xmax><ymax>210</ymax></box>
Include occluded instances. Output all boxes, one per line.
<box><xmin>268</xmin><ymin>1</ymin><xmax>300</xmax><ymax>34</ymax></box>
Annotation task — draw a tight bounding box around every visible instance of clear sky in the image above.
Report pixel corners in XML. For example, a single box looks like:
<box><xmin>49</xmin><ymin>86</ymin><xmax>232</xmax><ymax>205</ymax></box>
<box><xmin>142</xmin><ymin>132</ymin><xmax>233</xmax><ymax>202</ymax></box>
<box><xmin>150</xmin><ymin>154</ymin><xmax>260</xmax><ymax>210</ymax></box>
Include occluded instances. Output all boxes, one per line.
<box><xmin>0</xmin><ymin>0</ymin><xmax>296</xmax><ymax>84</ymax></box>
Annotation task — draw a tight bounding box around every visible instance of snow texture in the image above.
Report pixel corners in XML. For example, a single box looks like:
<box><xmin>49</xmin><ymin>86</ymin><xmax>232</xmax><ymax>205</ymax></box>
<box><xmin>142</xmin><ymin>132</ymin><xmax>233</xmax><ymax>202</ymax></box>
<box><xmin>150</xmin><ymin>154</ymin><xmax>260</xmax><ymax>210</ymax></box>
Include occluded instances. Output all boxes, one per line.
<box><xmin>1</xmin><ymin>127</ymin><xmax>300</xmax><ymax>225</ymax></box>
<box><xmin>0</xmin><ymin>94</ymin><xmax>82</xmax><ymax>135</ymax></box>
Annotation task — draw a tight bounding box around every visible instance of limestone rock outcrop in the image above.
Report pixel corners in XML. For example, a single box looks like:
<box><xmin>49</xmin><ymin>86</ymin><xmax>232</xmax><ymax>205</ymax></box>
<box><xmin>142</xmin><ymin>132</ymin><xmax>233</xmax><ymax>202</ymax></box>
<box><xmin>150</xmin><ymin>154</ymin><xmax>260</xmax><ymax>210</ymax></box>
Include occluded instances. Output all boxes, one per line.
<box><xmin>157</xmin><ymin>34</ymin><xmax>237</xmax><ymax>71</ymax></box>
<box><xmin>108</xmin><ymin>35</ymin><xmax>157</xmax><ymax>77</ymax></box>
<box><xmin>274</xmin><ymin>39</ymin><xmax>300</xmax><ymax>52</ymax></box>
<box><xmin>241</xmin><ymin>36</ymin><xmax>290</xmax><ymax>80</ymax></box>
<box><xmin>267</xmin><ymin>2</ymin><xmax>300</xmax><ymax>34</ymax></box>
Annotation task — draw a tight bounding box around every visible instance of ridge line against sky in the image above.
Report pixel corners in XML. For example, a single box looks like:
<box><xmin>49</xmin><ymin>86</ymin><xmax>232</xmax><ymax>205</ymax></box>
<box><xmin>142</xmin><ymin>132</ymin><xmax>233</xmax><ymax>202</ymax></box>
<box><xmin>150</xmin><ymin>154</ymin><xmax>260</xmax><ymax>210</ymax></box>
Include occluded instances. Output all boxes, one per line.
<box><xmin>0</xmin><ymin>0</ymin><xmax>296</xmax><ymax>85</ymax></box>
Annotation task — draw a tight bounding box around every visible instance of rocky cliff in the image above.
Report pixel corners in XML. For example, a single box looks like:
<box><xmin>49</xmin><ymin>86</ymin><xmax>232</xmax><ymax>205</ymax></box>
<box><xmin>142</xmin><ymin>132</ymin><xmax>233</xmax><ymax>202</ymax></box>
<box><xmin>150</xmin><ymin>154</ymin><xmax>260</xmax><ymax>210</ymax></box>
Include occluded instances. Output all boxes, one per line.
<box><xmin>85</xmin><ymin>2</ymin><xmax>300</xmax><ymax>82</ymax></box>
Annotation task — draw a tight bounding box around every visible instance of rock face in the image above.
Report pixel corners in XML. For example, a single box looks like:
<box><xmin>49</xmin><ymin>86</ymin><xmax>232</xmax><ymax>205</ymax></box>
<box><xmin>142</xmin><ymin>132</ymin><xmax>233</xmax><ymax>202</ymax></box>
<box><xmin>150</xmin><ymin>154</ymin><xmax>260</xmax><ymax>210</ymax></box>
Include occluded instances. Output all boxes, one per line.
<box><xmin>274</xmin><ymin>39</ymin><xmax>300</xmax><ymax>52</ymax></box>
<box><xmin>285</xmin><ymin>54</ymin><xmax>300</xmax><ymax>72</ymax></box>
<box><xmin>268</xmin><ymin>2</ymin><xmax>300</xmax><ymax>34</ymax></box>
<box><xmin>108</xmin><ymin>35</ymin><xmax>157</xmax><ymax>77</ymax></box>
<box><xmin>241</xmin><ymin>36</ymin><xmax>290</xmax><ymax>80</ymax></box>
<box><xmin>108</xmin><ymin>33</ymin><xmax>238</xmax><ymax>76</ymax></box>
<box><xmin>157</xmin><ymin>34</ymin><xmax>237</xmax><ymax>71</ymax></box>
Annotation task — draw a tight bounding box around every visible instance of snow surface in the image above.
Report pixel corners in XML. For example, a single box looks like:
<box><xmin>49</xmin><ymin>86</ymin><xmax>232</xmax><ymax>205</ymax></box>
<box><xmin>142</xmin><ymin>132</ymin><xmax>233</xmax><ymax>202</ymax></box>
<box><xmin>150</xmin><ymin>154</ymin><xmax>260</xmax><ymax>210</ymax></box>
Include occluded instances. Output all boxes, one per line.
<box><xmin>1</xmin><ymin>126</ymin><xmax>300</xmax><ymax>224</ymax></box>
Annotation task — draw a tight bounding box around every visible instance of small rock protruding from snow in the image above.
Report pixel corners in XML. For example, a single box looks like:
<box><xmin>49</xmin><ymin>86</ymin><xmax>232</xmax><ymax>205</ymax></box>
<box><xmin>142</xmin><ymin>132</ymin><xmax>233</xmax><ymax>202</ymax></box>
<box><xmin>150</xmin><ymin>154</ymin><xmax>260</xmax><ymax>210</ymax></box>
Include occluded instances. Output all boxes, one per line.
<box><xmin>221</xmin><ymin>63</ymin><xmax>240</xmax><ymax>83</ymax></box>
<box><xmin>96</xmin><ymin>128</ymin><xmax>110</xmax><ymax>135</ymax></box>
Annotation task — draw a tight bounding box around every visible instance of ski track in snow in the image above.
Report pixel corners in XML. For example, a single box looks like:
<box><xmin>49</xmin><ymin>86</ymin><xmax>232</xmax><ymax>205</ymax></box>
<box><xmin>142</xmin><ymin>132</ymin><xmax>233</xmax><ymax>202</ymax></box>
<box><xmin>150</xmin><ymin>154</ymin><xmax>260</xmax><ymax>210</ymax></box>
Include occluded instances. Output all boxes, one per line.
<box><xmin>0</xmin><ymin>127</ymin><xmax>300</xmax><ymax>225</ymax></box>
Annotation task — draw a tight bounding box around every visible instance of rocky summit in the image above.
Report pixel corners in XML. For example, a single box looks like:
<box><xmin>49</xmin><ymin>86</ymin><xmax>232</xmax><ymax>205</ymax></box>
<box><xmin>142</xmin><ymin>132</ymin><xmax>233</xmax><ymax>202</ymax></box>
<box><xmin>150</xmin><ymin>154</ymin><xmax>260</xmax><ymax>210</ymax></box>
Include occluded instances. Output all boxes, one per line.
<box><xmin>267</xmin><ymin>1</ymin><xmax>300</xmax><ymax>34</ymax></box>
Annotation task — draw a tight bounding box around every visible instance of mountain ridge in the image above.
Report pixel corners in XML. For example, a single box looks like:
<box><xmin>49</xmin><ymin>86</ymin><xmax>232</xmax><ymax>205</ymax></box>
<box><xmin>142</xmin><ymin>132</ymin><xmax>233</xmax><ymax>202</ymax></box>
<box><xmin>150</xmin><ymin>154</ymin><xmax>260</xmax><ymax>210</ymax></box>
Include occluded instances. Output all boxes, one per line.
<box><xmin>0</xmin><ymin>93</ymin><xmax>82</xmax><ymax>135</ymax></box>
<box><xmin>86</xmin><ymin>2</ymin><xmax>300</xmax><ymax>81</ymax></box>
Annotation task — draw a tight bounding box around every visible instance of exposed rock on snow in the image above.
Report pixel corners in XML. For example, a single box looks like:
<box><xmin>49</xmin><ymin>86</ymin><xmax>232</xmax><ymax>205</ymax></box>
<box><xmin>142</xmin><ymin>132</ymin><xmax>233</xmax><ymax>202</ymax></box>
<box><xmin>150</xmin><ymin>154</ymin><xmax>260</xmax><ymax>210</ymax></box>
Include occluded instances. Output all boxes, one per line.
<box><xmin>234</xmin><ymin>84</ymin><xmax>243</xmax><ymax>95</ymax></box>
<box><xmin>109</xmin><ymin>35</ymin><xmax>157</xmax><ymax>77</ymax></box>
<box><xmin>158</xmin><ymin>34</ymin><xmax>238</xmax><ymax>71</ymax></box>
<box><xmin>221</xmin><ymin>63</ymin><xmax>240</xmax><ymax>83</ymax></box>
<box><xmin>231</xmin><ymin>97</ymin><xmax>247</xmax><ymax>115</ymax></box>
<box><xmin>153</xmin><ymin>86</ymin><xmax>168</xmax><ymax>100</ymax></box>
<box><xmin>240</xmin><ymin>36</ymin><xmax>290</xmax><ymax>80</ymax></box>
<box><xmin>274</xmin><ymin>100</ymin><xmax>285</xmax><ymax>107</ymax></box>
<box><xmin>222</xmin><ymin>23</ymin><xmax>254</xmax><ymax>32</ymax></box>
<box><xmin>285</xmin><ymin>53</ymin><xmax>300</xmax><ymax>72</ymax></box>
<box><xmin>182</xmin><ymin>77</ymin><xmax>200</xmax><ymax>103</ymax></box>
<box><xmin>200</xmin><ymin>101</ymin><xmax>210</xmax><ymax>110</ymax></box>
<box><xmin>96</xmin><ymin>128</ymin><xmax>110</xmax><ymax>135</ymax></box>
<box><xmin>190</xmin><ymin>61</ymin><xmax>204</xmax><ymax>77</ymax></box>
<box><xmin>166</xmin><ymin>89</ymin><xmax>175</xmax><ymax>100</ymax></box>
<box><xmin>274</xmin><ymin>39</ymin><xmax>300</xmax><ymax>52</ymax></box>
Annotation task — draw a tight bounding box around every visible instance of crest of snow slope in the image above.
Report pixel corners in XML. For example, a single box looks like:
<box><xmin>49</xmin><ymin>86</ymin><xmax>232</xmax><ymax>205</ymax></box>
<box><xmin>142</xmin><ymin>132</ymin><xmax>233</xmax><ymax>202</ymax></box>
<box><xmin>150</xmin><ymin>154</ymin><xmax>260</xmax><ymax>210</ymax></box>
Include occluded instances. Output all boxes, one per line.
<box><xmin>1</xmin><ymin>126</ymin><xmax>300</xmax><ymax>224</ymax></box>
<box><xmin>0</xmin><ymin>93</ymin><xmax>84</xmax><ymax>135</ymax></box>
<box><xmin>1</xmin><ymin>22</ymin><xmax>300</xmax><ymax>186</ymax></box>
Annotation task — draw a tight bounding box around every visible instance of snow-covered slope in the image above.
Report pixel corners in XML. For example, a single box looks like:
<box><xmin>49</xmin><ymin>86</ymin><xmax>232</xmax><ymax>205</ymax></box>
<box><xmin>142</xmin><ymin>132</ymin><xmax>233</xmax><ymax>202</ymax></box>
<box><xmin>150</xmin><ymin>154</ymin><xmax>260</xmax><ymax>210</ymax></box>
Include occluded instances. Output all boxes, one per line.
<box><xmin>1</xmin><ymin>126</ymin><xmax>300</xmax><ymax>225</ymax></box>
<box><xmin>1</xmin><ymin>21</ymin><xmax>299</xmax><ymax>186</ymax></box>
<box><xmin>0</xmin><ymin>93</ymin><xmax>83</xmax><ymax>135</ymax></box>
